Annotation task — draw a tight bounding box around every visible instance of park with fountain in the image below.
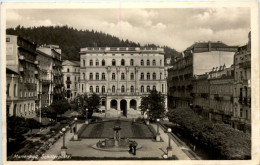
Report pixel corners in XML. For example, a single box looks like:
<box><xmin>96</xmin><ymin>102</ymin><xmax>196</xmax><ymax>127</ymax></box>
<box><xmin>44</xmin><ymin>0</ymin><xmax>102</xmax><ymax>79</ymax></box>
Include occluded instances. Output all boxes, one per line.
<box><xmin>91</xmin><ymin>119</ymin><xmax>142</xmax><ymax>151</ymax></box>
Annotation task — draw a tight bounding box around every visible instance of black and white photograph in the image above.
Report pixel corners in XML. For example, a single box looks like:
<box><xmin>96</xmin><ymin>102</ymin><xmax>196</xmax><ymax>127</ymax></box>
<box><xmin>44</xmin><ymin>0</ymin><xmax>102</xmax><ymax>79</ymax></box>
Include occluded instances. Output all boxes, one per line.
<box><xmin>1</xmin><ymin>1</ymin><xmax>259</xmax><ymax>164</ymax></box>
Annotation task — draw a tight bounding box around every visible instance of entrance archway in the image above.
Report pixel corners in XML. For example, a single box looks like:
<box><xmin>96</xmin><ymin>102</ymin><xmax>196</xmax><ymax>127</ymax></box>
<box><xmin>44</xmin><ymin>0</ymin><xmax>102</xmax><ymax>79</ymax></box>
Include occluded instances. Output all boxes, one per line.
<box><xmin>110</xmin><ymin>100</ymin><xmax>117</xmax><ymax>110</ymax></box>
<box><xmin>120</xmin><ymin>100</ymin><xmax>127</xmax><ymax>116</ymax></box>
<box><xmin>130</xmin><ymin>99</ymin><xmax>137</xmax><ymax>110</ymax></box>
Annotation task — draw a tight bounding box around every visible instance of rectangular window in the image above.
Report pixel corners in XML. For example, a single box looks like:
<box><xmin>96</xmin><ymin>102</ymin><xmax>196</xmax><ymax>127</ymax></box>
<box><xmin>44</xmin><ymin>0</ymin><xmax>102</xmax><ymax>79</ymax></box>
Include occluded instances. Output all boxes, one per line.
<box><xmin>6</xmin><ymin>37</ymin><xmax>10</xmax><ymax>42</ymax></box>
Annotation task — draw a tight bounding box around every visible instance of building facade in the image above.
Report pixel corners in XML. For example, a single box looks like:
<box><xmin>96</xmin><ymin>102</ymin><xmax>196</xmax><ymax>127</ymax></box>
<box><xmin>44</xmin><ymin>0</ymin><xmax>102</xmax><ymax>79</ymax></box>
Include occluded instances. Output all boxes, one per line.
<box><xmin>6</xmin><ymin>68</ymin><xmax>19</xmax><ymax>117</ymax></box>
<box><xmin>62</xmin><ymin>60</ymin><xmax>80</xmax><ymax>101</ymax></box>
<box><xmin>191</xmin><ymin>65</ymin><xmax>234</xmax><ymax>124</ymax></box>
<box><xmin>168</xmin><ymin>41</ymin><xmax>237</xmax><ymax>109</ymax></box>
<box><xmin>79</xmin><ymin>47</ymin><xmax>168</xmax><ymax>118</ymax></box>
<box><xmin>37</xmin><ymin>45</ymin><xmax>64</xmax><ymax>106</ymax></box>
<box><xmin>6</xmin><ymin>35</ymin><xmax>38</xmax><ymax>118</ymax></box>
<box><xmin>232</xmin><ymin>32</ymin><xmax>251</xmax><ymax>132</ymax></box>
<box><xmin>208</xmin><ymin>66</ymin><xmax>234</xmax><ymax>124</ymax></box>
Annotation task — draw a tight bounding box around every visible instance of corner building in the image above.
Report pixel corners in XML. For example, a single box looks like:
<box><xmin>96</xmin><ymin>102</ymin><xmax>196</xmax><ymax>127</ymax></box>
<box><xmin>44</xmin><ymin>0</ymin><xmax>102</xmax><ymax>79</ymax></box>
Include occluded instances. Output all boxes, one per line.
<box><xmin>79</xmin><ymin>47</ymin><xmax>168</xmax><ymax>118</ymax></box>
<box><xmin>6</xmin><ymin>35</ymin><xmax>38</xmax><ymax>118</ymax></box>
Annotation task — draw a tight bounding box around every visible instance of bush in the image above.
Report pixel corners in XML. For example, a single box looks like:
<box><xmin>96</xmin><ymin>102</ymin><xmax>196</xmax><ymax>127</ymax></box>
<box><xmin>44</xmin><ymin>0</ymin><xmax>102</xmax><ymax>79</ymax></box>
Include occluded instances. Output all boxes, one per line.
<box><xmin>167</xmin><ymin>108</ymin><xmax>251</xmax><ymax>160</ymax></box>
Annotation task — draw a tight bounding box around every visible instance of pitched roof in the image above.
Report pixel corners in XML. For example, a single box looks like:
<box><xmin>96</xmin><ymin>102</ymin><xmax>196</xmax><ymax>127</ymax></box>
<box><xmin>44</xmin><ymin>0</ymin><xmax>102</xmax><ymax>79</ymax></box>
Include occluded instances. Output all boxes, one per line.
<box><xmin>6</xmin><ymin>68</ymin><xmax>19</xmax><ymax>75</ymax></box>
<box><xmin>62</xmin><ymin>60</ymin><xmax>80</xmax><ymax>66</ymax></box>
<box><xmin>185</xmin><ymin>41</ymin><xmax>233</xmax><ymax>51</ymax></box>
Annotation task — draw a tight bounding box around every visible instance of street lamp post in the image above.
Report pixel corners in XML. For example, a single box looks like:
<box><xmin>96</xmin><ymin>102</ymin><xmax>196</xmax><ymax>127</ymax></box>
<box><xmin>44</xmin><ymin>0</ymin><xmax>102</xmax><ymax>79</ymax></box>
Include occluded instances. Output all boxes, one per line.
<box><xmin>74</xmin><ymin>117</ymin><xmax>78</xmax><ymax>140</ymax></box>
<box><xmin>156</xmin><ymin>118</ymin><xmax>160</xmax><ymax>141</ymax></box>
<box><xmin>167</xmin><ymin>128</ymin><xmax>172</xmax><ymax>157</ymax></box>
<box><xmin>60</xmin><ymin>127</ymin><xmax>67</xmax><ymax>157</ymax></box>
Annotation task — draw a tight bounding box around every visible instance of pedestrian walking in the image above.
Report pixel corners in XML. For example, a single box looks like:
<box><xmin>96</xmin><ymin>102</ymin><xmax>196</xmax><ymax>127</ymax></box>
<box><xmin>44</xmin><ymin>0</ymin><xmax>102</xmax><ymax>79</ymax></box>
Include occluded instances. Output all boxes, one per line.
<box><xmin>69</xmin><ymin>124</ymin><xmax>72</xmax><ymax>133</ymax></box>
<box><xmin>129</xmin><ymin>143</ymin><xmax>133</xmax><ymax>153</ymax></box>
<box><xmin>73</xmin><ymin>126</ymin><xmax>76</xmax><ymax>133</ymax></box>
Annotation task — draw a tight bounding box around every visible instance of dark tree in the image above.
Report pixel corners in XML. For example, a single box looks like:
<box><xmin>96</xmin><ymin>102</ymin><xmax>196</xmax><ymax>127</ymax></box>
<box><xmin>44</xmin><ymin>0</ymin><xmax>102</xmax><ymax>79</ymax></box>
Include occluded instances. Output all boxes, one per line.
<box><xmin>140</xmin><ymin>90</ymin><xmax>166</xmax><ymax>120</ymax></box>
<box><xmin>76</xmin><ymin>94</ymin><xmax>88</xmax><ymax>117</ymax></box>
<box><xmin>86</xmin><ymin>93</ymin><xmax>101</xmax><ymax>119</ymax></box>
<box><xmin>6</xmin><ymin>25</ymin><xmax>180</xmax><ymax>61</ymax></box>
<box><xmin>25</xmin><ymin>118</ymin><xmax>42</xmax><ymax>133</ymax></box>
<box><xmin>50</xmin><ymin>99</ymin><xmax>71</xmax><ymax>121</ymax></box>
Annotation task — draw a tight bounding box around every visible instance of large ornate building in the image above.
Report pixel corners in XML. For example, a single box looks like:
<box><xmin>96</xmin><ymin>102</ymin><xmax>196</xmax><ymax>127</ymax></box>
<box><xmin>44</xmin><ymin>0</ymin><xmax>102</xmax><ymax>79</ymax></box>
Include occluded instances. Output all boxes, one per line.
<box><xmin>6</xmin><ymin>35</ymin><xmax>38</xmax><ymax>118</ymax></box>
<box><xmin>79</xmin><ymin>47</ymin><xmax>168</xmax><ymax>118</ymax></box>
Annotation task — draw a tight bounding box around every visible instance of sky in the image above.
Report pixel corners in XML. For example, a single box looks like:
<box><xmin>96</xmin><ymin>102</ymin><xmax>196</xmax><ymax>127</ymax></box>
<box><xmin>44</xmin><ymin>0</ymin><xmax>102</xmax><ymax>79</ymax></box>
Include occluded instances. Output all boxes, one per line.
<box><xmin>6</xmin><ymin>8</ymin><xmax>251</xmax><ymax>51</ymax></box>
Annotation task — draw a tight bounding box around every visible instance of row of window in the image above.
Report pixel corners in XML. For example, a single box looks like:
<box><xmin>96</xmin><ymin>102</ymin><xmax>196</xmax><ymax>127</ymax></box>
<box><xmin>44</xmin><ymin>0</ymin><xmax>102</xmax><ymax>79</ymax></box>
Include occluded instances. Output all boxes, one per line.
<box><xmin>88</xmin><ymin>85</ymin><xmax>159</xmax><ymax>93</ymax></box>
<box><xmin>10</xmin><ymin>103</ymin><xmax>35</xmax><ymax>116</ymax></box>
<box><xmin>83</xmin><ymin>72</ymin><xmax>163</xmax><ymax>80</ymax></box>
<box><xmin>82</xmin><ymin>59</ymin><xmax>162</xmax><ymax>67</ymax></box>
<box><xmin>66</xmin><ymin>68</ymin><xmax>80</xmax><ymax>73</ymax></box>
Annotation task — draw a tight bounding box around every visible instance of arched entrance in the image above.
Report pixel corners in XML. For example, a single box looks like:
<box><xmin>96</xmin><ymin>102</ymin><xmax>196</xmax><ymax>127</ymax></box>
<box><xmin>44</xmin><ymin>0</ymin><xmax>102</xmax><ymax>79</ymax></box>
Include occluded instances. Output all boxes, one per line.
<box><xmin>130</xmin><ymin>99</ymin><xmax>137</xmax><ymax>110</ymax></box>
<box><xmin>120</xmin><ymin>100</ymin><xmax>127</xmax><ymax>116</ymax></box>
<box><xmin>110</xmin><ymin>100</ymin><xmax>117</xmax><ymax>110</ymax></box>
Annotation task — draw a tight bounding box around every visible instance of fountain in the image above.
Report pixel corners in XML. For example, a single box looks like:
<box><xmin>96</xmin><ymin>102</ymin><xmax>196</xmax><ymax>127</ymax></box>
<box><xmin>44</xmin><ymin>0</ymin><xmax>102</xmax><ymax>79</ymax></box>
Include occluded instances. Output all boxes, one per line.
<box><xmin>92</xmin><ymin>120</ymin><xmax>142</xmax><ymax>152</ymax></box>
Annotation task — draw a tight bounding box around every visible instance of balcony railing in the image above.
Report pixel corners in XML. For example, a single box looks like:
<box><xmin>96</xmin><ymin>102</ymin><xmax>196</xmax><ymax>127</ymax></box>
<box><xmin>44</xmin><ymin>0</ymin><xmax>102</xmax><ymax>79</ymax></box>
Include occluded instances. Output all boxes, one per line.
<box><xmin>201</xmin><ymin>93</ymin><xmax>209</xmax><ymax>98</ymax></box>
<box><xmin>214</xmin><ymin>94</ymin><xmax>223</xmax><ymax>100</ymax></box>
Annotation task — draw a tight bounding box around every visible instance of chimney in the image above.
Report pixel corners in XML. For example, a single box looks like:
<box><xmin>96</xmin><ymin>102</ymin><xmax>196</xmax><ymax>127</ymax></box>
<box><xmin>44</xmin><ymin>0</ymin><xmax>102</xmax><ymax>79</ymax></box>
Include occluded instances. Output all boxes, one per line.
<box><xmin>208</xmin><ymin>41</ymin><xmax>211</xmax><ymax>52</ymax></box>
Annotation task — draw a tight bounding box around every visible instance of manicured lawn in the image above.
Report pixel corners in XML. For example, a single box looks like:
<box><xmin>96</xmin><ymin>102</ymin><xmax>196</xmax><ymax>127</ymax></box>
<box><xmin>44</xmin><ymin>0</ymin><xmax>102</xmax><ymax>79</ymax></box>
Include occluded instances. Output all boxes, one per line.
<box><xmin>78</xmin><ymin>120</ymin><xmax>155</xmax><ymax>139</ymax></box>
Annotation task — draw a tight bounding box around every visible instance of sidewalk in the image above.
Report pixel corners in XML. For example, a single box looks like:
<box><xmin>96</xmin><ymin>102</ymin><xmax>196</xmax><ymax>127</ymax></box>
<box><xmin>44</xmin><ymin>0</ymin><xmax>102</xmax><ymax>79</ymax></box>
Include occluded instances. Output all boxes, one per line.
<box><xmin>39</xmin><ymin>123</ymin><xmax>84</xmax><ymax>161</ymax></box>
<box><xmin>150</xmin><ymin>123</ymin><xmax>191</xmax><ymax>160</ymax></box>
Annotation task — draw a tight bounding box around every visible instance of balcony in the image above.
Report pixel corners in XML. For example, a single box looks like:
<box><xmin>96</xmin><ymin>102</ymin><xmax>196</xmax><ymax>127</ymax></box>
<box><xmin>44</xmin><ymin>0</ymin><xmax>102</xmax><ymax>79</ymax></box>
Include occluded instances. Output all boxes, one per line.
<box><xmin>201</xmin><ymin>93</ymin><xmax>209</xmax><ymax>98</ymax></box>
<box><xmin>34</xmin><ymin>70</ymin><xmax>38</xmax><ymax>75</ymax></box>
<box><xmin>190</xmin><ymin>92</ymin><xmax>195</xmax><ymax>97</ymax></box>
<box><xmin>19</xmin><ymin>55</ymin><xmax>25</xmax><ymax>60</ymax></box>
<box><xmin>66</xmin><ymin>80</ymin><xmax>72</xmax><ymax>85</ymax></box>
<box><xmin>214</xmin><ymin>94</ymin><xmax>223</xmax><ymax>100</ymax></box>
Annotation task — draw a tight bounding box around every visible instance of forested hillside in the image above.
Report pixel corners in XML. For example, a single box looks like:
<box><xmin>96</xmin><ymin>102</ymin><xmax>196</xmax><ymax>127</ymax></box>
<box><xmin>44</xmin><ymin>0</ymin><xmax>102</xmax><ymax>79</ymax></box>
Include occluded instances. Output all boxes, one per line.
<box><xmin>6</xmin><ymin>25</ymin><xmax>180</xmax><ymax>61</ymax></box>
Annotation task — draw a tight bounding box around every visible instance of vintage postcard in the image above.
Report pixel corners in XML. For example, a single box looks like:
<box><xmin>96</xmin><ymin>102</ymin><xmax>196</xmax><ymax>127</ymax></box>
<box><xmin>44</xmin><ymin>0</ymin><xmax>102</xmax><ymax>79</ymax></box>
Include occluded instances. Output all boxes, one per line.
<box><xmin>1</xmin><ymin>1</ymin><xmax>259</xmax><ymax>165</ymax></box>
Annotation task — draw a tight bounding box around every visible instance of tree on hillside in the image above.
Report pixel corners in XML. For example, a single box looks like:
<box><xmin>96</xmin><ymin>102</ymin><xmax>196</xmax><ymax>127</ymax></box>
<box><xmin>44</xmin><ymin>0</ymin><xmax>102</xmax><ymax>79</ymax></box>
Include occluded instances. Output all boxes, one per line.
<box><xmin>6</xmin><ymin>25</ymin><xmax>179</xmax><ymax>61</ymax></box>
<box><xmin>85</xmin><ymin>93</ymin><xmax>101</xmax><ymax>119</ymax></box>
<box><xmin>140</xmin><ymin>90</ymin><xmax>166</xmax><ymax>120</ymax></box>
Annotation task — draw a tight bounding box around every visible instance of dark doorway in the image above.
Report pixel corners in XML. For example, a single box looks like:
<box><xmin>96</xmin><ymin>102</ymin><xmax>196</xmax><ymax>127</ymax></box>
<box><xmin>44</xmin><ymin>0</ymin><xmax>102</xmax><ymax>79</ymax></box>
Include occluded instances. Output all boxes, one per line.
<box><xmin>111</xmin><ymin>100</ymin><xmax>117</xmax><ymax>110</ymax></box>
<box><xmin>130</xmin><ymin>99</ymin><xmax>137</xmax><ymax>110</ymax></box>
<box><xmin>120</xmin><ymin>100</ymin><xmax>127</xmax><ymax>116</ymax></box>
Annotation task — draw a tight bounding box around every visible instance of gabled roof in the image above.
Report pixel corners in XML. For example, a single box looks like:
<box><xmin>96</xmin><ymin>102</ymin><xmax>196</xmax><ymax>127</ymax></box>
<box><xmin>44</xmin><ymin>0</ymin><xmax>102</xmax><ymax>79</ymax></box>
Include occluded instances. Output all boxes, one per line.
<box><xmin>62</xmin><ymin>60</ymin><xmax>80</xmax><ymax>66</ymax></box>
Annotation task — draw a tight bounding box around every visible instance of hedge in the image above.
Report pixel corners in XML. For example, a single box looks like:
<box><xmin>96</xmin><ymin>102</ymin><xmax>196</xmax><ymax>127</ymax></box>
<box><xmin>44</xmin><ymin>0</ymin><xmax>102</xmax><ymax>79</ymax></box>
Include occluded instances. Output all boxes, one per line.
<box><xmin>167</xmin><ymin>108</ymin><xmax>251</xmax><ymax>160</ymax></box>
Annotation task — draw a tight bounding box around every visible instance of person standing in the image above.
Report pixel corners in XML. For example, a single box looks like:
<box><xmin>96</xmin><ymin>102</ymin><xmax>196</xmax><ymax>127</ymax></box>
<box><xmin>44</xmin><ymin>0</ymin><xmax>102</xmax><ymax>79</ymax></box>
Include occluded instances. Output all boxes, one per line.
<box><xmin>129</xmin><ymin>143</ymin><xmax>133</xmax><ymax>154</ymax></box>
<box><xmin>133</xmin><ymin>142</ymin><xmax>137</xmax><ymax>155</ymax></box>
